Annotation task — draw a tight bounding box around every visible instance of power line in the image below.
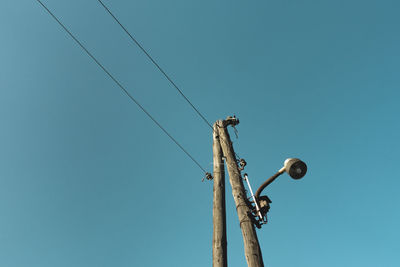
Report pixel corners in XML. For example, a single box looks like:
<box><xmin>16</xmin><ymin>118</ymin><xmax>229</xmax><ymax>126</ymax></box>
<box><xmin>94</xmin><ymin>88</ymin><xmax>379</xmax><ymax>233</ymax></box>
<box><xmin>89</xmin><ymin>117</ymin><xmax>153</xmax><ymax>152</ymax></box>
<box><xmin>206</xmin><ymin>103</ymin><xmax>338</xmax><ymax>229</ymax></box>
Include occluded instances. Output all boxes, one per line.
<box><xmin>97</xmin><ymin>0</ymin><xmax>214</xmax><ymax>130</ymax></box>
<box><xmin>36</xmin><ymin>0</ymin><xmax>209</xmax><ymax>175</ymax></box>
<box><xmin>96</xmin><ymin>0</ymin><xmax>242</xmax><ymax>161</ymax></box>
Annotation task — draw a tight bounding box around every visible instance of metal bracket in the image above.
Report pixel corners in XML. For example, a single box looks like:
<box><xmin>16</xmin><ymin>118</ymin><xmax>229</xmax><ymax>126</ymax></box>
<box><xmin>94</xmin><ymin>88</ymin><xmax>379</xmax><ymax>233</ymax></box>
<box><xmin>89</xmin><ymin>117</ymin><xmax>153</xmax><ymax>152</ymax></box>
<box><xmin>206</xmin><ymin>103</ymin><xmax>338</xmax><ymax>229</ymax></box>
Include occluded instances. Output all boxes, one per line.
<box><xmin>243</xmin><ymin>173</ymin><xmax>273</xmax><ymax>228</ymax></box>
<box><xmin>224</xmin><ymin>115</ymin><xmax>239</xmax><ymax>127</ymax></box>
<box><xmin>243</xmin><ymin>173</ymin><xmax>267</xmax><ymax>226</ymax></box>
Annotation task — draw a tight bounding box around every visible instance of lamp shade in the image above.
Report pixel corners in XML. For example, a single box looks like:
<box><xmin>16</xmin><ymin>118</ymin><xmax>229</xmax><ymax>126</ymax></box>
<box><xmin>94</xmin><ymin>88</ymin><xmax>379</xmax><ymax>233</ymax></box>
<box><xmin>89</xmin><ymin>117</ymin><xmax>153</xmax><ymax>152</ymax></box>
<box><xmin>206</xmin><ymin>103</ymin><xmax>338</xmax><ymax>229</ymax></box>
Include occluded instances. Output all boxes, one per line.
<box><xmin>283</xmin><ymin>158</ymin><xmax>307</xmax><ymax>179</ymax></box>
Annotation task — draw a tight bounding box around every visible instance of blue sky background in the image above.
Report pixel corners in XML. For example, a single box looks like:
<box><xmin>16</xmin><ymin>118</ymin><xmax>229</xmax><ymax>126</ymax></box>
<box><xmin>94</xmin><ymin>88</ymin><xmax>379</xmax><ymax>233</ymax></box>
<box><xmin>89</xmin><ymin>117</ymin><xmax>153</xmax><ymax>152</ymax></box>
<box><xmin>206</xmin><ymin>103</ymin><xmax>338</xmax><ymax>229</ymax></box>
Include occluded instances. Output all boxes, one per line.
<box><xmin>1</xmin><ymin>1</ymin><xmax>399</xmax><ymax>266</ymax></box>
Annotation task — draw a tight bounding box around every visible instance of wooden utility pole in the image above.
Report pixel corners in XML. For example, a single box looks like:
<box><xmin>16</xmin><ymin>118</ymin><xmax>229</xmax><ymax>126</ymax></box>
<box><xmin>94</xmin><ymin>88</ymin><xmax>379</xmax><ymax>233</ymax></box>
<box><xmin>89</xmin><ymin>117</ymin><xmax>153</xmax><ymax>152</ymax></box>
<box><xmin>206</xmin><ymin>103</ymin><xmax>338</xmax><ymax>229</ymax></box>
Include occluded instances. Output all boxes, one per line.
<box><xmin>217</xmin><ymin>119</ymin><xmax>264</xmax><ymax>267</ymax></box>
<box><xmin>212</xmin><ymin>121</ymin><xmax>227</xmax><ymax>267</ymax></box>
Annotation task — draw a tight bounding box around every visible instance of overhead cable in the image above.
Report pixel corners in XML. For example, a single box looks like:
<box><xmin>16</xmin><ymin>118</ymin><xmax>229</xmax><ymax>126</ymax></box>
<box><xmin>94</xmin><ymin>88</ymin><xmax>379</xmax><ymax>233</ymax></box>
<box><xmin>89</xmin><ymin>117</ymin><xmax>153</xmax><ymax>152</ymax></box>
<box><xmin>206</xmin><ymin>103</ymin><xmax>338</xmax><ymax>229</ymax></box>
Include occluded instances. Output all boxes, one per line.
<box><xmin>97</xmin><ymin>0</ymin><xmax>214</xmax><ymax>130</ymax></box>
<box><xmin>36</xmin><ymin>0</ymin><xmax>209</xmax><ymax>175</ymax></box>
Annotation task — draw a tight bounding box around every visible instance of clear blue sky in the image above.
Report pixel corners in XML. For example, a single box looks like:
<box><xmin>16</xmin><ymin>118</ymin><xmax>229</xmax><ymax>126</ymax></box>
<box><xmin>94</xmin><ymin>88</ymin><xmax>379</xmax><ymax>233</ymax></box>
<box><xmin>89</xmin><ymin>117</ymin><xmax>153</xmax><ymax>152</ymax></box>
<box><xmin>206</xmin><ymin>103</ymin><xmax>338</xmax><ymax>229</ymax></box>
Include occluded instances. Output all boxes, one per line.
<box><xmin>1</xmin><ymin>1</ymin><xmax>399</xmax><ymax>266</ymax></box>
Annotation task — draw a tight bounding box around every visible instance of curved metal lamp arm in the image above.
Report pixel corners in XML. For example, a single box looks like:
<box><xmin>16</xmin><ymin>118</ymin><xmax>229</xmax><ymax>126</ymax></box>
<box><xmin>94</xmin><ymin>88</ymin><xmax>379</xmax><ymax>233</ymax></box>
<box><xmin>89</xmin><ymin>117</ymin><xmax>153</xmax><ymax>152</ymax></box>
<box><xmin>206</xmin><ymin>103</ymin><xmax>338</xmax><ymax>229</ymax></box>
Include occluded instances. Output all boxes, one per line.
<box><xmin>254</xmin><ymin>169</ymin><xmax>285</xmax><ymax>200</ymax></box>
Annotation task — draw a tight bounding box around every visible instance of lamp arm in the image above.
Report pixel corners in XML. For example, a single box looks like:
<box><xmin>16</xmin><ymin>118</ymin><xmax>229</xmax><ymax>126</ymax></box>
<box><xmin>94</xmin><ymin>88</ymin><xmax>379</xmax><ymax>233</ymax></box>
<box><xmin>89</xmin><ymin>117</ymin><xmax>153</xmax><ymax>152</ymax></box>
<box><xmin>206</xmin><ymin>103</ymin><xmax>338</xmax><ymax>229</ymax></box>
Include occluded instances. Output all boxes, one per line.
<box><xmin>254</xmin><ymin>169</ymin><xmax>285</xmax><ymax>200</ymax></box>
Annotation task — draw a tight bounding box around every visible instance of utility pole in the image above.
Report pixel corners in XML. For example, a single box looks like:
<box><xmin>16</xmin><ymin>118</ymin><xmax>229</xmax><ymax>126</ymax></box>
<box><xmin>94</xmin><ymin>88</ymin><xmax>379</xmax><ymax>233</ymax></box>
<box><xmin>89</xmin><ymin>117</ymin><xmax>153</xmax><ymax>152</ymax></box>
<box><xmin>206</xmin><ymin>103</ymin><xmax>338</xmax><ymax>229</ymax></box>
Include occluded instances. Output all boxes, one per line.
<box><xmin>217</xmin><ymin>118</ymin><xmax>264</xmax><ymax>267</ymax></box>
<box><xmin>212</xmin><ymin>121</ymin><xmax>227</xmax><ymax>267</ymax></box>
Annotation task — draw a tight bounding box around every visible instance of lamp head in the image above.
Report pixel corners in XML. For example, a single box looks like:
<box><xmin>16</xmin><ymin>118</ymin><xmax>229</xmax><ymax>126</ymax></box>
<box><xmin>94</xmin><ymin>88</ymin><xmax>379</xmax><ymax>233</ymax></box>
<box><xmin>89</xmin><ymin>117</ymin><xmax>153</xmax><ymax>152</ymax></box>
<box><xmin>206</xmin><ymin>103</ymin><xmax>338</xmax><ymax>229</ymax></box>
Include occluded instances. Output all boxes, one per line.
<box><xmin>282</xmin><ymin>158</ymin><xmax>307</xmax><ymax>179</ymax></box>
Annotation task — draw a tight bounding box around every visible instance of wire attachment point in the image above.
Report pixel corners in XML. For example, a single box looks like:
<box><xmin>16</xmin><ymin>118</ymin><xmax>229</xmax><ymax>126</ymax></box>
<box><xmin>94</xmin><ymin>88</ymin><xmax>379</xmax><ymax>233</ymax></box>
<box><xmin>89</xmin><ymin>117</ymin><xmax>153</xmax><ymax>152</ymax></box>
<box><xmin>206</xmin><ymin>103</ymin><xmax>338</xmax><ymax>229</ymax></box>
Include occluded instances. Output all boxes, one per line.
<box><xmin>225</xmin><ymin>115</ymin><xmax>239</xmax><ymax>127</ymax></box>
<box><xmin>238</xmin><ymin>158</ymin><xmax>247</xmax><ymax>171</ymax></box>
<box><xmin>202</xmin><ymin>172</ymin><xmax>213</xmax><ymax>182</ymax></box>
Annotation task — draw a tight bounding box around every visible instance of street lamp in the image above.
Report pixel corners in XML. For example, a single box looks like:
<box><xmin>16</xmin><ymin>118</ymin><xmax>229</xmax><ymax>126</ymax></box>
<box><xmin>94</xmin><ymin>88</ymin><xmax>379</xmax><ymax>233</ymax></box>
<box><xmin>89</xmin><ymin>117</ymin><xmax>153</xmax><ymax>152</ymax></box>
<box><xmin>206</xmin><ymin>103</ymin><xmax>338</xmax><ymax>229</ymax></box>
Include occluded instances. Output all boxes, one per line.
<box><xmin>252</xmin><ymin>158</ymin><xmax>307</xmax><ymax>227</ymax></box>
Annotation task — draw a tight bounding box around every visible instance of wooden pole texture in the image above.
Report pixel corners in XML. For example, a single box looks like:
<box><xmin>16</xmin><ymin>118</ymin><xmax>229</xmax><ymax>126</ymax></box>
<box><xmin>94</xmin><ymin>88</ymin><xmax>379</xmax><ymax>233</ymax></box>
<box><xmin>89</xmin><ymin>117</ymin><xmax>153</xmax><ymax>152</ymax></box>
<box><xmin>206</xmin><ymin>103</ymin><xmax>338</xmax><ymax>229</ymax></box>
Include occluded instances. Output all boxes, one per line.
<box><xmin>218</xmin><ymin>120</ymin><xmax>264</xmax><ymax>267</ymax></box>
<box><xmin>212</xmin><ymin>121</ymin><xmax>227</xmax><ymax>267</ymax></box>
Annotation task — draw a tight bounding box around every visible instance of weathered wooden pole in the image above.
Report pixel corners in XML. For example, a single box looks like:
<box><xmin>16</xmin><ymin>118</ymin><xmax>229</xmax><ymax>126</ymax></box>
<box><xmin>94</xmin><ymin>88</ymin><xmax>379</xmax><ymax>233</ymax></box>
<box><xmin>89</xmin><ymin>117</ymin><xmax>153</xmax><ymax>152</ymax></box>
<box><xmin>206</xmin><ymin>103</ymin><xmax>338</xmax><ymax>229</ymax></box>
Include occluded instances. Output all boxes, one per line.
<box><xmin>218</xmin><ymin>119</ymin><xmax>264</xmax><ymax>267</ymax></box>
<box><xmin>212</xmin><ymin>121</ymin><xmax>227</xmax><ymax>267</ymax></box>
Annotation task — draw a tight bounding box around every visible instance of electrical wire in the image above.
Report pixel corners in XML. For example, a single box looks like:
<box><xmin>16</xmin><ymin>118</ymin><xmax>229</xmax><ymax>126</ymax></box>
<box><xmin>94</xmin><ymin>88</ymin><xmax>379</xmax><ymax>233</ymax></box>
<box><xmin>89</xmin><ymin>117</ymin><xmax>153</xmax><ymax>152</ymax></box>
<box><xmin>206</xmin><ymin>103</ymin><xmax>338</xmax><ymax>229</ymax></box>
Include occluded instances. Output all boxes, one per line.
<box><xmin>97</xmin><ymin>0</ymin><xmax>214</xmax><ymax>130</ymax></box>
<box><xmin>96</xmin><ymin>0</ymin><xmax>242</xmax><ymax>161</ymax></box>
<box><xmin>36</xmin><ymin>0</ymin><xmax>209</xmax><ymax>174</ymax></box>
